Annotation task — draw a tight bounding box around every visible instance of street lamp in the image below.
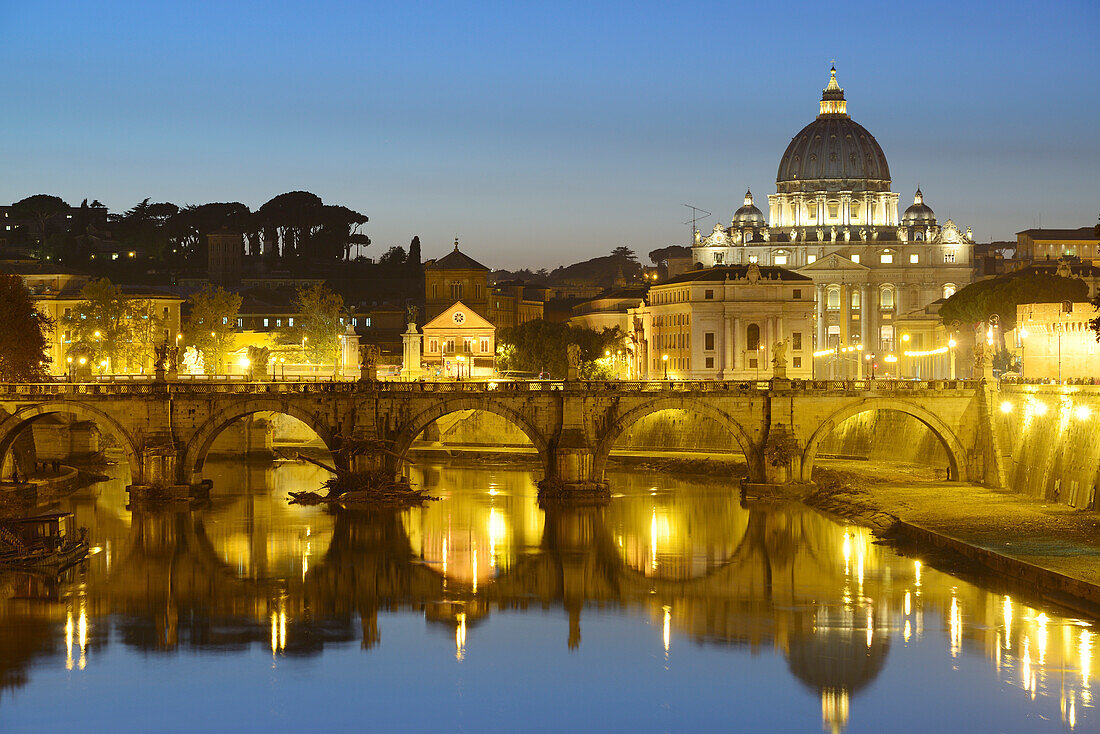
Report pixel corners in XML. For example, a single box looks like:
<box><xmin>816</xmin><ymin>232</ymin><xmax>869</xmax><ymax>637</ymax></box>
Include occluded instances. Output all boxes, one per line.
<box><xmin>901</xmin><ymin>333</ymin><xmax>910</xmax><ymax>378</ymax></box>
<box><xmin>1018</xmin><ymin>327</ymin><xmax>1028</xmax><ymax>378</ymax></box>
<box><xmin>456</xmin><ymin>354</ymin><xmax>466</xmax><ymax>380</ymax></box>
<box><xmin>865</xmin><ymin>352</ymin><xmax>876</xmax><ymax>379</ymax></box>
<box><xmin>662</xmin><ymin>354</ymin><xmax>669</xmax><ymax>380</ymax></box>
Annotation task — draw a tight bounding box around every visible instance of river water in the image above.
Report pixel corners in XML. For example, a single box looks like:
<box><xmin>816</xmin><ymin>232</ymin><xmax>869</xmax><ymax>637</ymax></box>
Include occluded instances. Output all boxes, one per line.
<box><xmin>0</xmin><ymin>457</ymin><xmax>1095</xmax><ymax>733</ymax></box>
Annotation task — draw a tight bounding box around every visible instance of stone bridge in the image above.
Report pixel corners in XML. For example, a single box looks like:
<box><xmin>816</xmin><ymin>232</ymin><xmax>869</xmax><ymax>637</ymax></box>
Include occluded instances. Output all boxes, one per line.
<box><xmin>0</xmin><ymin>378</ymin><xmax>1005</xmax><ymax>493</ymax></box>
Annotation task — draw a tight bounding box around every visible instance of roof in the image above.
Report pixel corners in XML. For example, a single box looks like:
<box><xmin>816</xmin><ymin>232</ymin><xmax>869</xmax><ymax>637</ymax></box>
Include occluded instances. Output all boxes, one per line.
<box><xmin>660</xmin><ymin>265</ymin><xmax>812</xmax><ymax>285</ymax></box>
<box><xmin>425</xmin><ymin>242</ymin><xmax>489</xmax><ymax>271</ymax></box>
<box><xmin>1017</xmin><ymin>227</ymin><xmax>1097</xmax><ymax>240</ymax></box>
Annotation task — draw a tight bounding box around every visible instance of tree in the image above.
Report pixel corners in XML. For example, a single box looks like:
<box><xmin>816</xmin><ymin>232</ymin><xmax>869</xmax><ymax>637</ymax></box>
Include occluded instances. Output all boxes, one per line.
<box><xmin>496</xmin><ymin>320</ymin><xmax>626</xmax><ymax>378</ymax></box>
<box><xmin>611</xmin><ymin>246</ymin><xmax>637</xmax><ymax>261</ymax></box>
<box><xmin>254</xmin><ymin>191</ymin><xmax>324</xmax><ymax>259</ymax></box>
<box><xmin>10</xmin><ymin>194</ymin><xmax>70</xmax><ymax>245</ymax></box>
<box><xmin>129</xmin><ymin>299</ymin><xmax>168</xmax><ymax>373</ymax></box>
<box><xmin>0</xmin><ymin>272</ymin><xmax>53</xmax><ymax>381</ymax></box>
<box><xmin>379</xmin><ymin>246</ymin><xmax>407</xmax><ymax>266</ymax></box>
<box><xmin>648</xmin><ymin>245</ymin><xmax>691</xmax><ymax>265</ymax></box>
<box><xmin>940</xmin><ymin>269</ymin><xmax>1088</xmax><ymax>331</ymax></box>
<box><xmin>1089</xmin><ymin>215</ymin><xmax>1100</xmax><ymax>341</ymax></box>
<box><xmin>62</xmin><ymin>279</ymin><xmax>135</xmax><ymax>373</ymax></box>
<box><xmin>183</xmin><ymin>285</ymin><xmax>242</xmax><ymax>374</ymax></box>
<box><xmin>279</xmin><ymin>283</ymin><xmax>346</xmax><ymax>370</ymax></box>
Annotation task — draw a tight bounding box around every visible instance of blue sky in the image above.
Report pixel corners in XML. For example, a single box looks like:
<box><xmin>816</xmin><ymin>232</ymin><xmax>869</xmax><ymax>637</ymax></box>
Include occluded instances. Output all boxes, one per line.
<box><xmin>1</xmin><ymin>0</ymin><xmax>1097</xmax><ymax>269</ymax></box>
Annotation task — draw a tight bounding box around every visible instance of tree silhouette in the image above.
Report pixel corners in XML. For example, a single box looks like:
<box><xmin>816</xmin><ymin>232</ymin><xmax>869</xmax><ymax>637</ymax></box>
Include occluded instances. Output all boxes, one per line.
<box><xmin>0</xmin><ymin>272</ymin><xmax>53</xmax><ymax>381</ymax></box>
<box><xmin>10</xmin><ymin>194</ymin><xmax>69</xmax><ymax>246</ymax></box>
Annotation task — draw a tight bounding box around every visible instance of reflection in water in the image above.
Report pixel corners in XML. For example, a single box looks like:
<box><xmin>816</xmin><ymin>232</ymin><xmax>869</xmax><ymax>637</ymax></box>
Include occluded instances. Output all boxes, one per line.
<box><xmin>0</xmin><ymin>459</ymin><xmax>1095</xmax><ymax>732</ymax></box>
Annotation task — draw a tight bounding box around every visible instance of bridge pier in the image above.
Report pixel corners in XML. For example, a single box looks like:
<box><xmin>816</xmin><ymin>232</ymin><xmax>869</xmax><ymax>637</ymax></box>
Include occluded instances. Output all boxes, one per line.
<box><xmin>540</xmin><ymin>428</ymin><xmax>608</xmax><ymax>498</ymax></box>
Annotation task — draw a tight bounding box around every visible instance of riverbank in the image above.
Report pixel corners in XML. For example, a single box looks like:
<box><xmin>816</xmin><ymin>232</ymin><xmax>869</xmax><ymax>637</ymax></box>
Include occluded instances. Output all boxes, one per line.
<box><xmin>805</xmin><ymin>459</ymin><xmax>1100</xmax><ymax>615</ymax></box>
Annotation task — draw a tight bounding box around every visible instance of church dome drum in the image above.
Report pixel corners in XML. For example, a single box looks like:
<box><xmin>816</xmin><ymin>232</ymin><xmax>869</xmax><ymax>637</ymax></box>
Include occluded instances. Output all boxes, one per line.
<box><xmin>732</xmin><ymin>189</ymin><xmax>766</xmax><ymax>226</ymax></box>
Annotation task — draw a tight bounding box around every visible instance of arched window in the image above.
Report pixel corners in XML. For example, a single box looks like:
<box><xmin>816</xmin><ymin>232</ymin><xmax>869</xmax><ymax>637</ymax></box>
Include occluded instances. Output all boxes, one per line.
<box><xmin>827</xmin><ymin>287</ymin><xmax>840</xmax><ymax>310</ymax></box>
<box><xmin>880</xmin><ymin>286</ymin><xmax>895</xmax><ymax>310</ymax></box>
<box><xmin>851</xmin><ymin>290</ymin><xmax>860</xmax><ymax>309</ymax></box>
<box><xmin>746</xmin><ymin>323</ymin><xmax>760</xmax><ymax>351</ymax></box>
<box><xmin>880</xmin><ymin>325</ymin><xmax>895</xmax><ymax>351</ymax></box>
<box><xmin>942</xmin><ymin>283</ymin><xmax>957</xmax><ymax>299</ymax></box>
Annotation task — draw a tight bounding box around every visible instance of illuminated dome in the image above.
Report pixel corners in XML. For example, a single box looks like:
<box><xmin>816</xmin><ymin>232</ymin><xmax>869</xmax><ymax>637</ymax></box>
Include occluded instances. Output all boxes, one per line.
<box><xmin>732</xmin><ymin>189</ymin><xmax>765</xmax><ymax>226</ymax></box>
<box><xmin>901</xmin><ymin>188</ymin><xmax>936</xmax><ymax>225</ymax></box>
<box><xmin>776</xmin><ymin>67</ymin><xmax>891</xmax><ymax>195</ymax></box>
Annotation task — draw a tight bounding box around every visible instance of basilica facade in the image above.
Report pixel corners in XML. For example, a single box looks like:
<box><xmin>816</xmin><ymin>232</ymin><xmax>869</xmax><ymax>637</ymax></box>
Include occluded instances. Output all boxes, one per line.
<box><xmin>687</xmin><ymin>68</ymin><xmax>975</xmax><ymax>377</ymax></box>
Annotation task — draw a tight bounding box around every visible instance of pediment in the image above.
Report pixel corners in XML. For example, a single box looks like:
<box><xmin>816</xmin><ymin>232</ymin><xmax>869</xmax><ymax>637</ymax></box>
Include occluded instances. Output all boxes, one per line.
<box><xmin>424</xmin><ymin>301</ymin><xmax>494</xmax><ymax>330</ymax></box>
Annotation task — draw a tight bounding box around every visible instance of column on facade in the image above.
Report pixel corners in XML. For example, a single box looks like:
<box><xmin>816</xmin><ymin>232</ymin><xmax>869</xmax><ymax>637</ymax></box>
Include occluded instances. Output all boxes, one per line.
<box><xmin>723</xmin><ymin>314</ymin><xmax>735</xmax><ymax>378</ymax></box>
<box><xmin>840</xmin><ymin>193</ymin><xmax>850</xmax><ymax>226</ymax></box>
<box><xmin>815</xmin><ymin>284</ymin><xmax>825</xmax><ymax>350</ymax></box>
<box><xmin>839</xmin><ymin>284</ymin><xmax>850</xmax><ymax>378</ymax></box>
<box><xmin>733</xmin><ymin>316</ymin><xmax>742</xmax><ymax>374</ymax></box>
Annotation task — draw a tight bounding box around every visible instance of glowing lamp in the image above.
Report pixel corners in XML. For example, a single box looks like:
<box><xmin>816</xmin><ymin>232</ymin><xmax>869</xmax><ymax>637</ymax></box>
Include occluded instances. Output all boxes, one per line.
<box><xmin>1000</xmin><ymin>401</ymin><xmax>1013</xmax><ymax>414</ymax></box>
<box><xmin>1076</xmin><ymin>406</ymin><xmax>1091</xmax><ymax>420</ymax></box>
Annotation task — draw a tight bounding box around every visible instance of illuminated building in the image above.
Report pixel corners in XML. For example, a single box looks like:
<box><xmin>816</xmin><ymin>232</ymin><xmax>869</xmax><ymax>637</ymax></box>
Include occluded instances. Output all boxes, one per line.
<box><xmin>689</xmin><ymin>68</ymin><xmax>975</xmax><ymax>377</ymax></box>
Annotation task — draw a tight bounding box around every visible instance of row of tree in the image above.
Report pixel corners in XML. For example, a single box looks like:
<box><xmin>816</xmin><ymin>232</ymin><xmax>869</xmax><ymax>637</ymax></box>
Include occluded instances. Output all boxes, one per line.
<box><xmin>6</xmin><ymin>191</ymin><xmax>370</xmax><ymax>267</ymax></box>
<box><xmin>496</xmin><ymin>320</ymin><xmax>626</xmax><ymax>379</ymax></box>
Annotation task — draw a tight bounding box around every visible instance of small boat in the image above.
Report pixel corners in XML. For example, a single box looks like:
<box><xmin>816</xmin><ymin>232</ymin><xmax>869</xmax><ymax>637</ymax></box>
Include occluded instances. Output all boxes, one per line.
<box><xmin>0</xmin><ymin>512</ymin><xmax>89</xmax><ymax>570</ymax></box>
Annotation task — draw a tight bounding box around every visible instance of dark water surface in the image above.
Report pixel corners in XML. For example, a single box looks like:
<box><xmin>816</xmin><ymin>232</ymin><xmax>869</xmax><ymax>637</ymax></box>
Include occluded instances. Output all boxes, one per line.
<box><xmin>0</xmin><ymin>458</ymin><xmax>1094</xmax><ymax>733</ymax></box>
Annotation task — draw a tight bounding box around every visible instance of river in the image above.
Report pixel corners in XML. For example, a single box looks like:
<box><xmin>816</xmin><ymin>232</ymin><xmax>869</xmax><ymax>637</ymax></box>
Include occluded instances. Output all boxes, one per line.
<box><xmin>0</xmin><ymin>456</ymin><xmax>1094</xmax><ymax>733</ymax></box>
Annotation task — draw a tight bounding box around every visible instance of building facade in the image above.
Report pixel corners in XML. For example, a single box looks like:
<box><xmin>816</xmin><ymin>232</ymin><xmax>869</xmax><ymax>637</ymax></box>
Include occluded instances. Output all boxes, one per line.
<box><xmin>421</xmin><ymin>301</ymin><xmax>496</xmax><ymax>379</ymax></box>
<box><xmin>628</xmin><ymin>264</ymin><xmax>814</xmax><ymax>380</ymax></box>
<box><xmin>1017</xmin><ymin>227</ymin><xmax>1100</xmax><ymax>265</ymax></box>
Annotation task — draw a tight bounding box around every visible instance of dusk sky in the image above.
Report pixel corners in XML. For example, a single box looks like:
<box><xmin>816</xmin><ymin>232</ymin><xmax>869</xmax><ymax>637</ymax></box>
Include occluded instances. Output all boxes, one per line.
<box><xmin>1</xmin><ymin>0</ymin><xmax>1097</xmax><ymax>269</ymax></box>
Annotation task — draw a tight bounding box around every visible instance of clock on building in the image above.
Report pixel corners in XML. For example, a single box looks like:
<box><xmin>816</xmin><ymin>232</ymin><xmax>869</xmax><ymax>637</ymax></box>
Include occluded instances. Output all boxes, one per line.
<box><xmin>452</xmin><ymin>311</ymin><xmax>466</xmax><ymax>324</ymax></box>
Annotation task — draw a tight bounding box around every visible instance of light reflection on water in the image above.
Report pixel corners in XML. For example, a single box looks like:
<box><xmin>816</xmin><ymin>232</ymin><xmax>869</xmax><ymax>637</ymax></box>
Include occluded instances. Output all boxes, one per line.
<box><xmin>0</xmin><ymin>458</ymin><xmax>1095</xmax><ymax>733</ymax></box>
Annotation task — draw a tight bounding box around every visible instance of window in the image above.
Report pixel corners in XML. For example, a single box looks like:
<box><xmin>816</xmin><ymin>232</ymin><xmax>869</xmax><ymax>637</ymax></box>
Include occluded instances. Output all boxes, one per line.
<box><xmin>352</xmin><ymin>317</ymin><xmax>358</xmax><ymax>326</ymax></box>
<box><xmin>880</xmin><ymin>287</ymin><xmax>895</xmax><ymax>309</ymax></box>
<box><xmin>880</xmin><ymin>325</ymin><xmax>895</xmax><ymax>351</ymax></box>
<box><xmin>774</xmin><ymin>253</ymin><xmax>788</xmax><ymax>266</ymax></box>
<box><xmin>236</xmin><ymin>318</ymin><xmax>243</xmax><ymax>328</ymax></box>
<box><xmin>942</xmin><ymin>283</ymin><xmax>957</xmax><ymax>299</ymax></box>
<box><xmin>445</xmin><ymin>338</ymin><xmax>455</xmax><ymax>354</ymax></box>
<box><xmin>880</xmin><ymin>251</ymin><xmax>893</xmax><ymax>264</ymax></box>
<box><xmin>850</xmin><ymin>254</ymin><xmax>860</xmax><ymax>264</ymax></box>
<box><xmin>364</xmin><ymin>317</ymin><xmax>371</xmax><ymax>327</ymax></box>
<box><xmin>480</xmin><ymin>338</ymin><xmax>489</xmax><ymax>353</ymax></box>
<box><xmin>705</xmin><ymin>357</ymin><xmax>714</xmax><ymax>369</ymax></box>
<box><xmin>475</xmin><ymin>284</ymin><xmax>483</xmax><ymax>299</ymax></box>
<box><xmin>64</xmin><ymin>308</ymin><xmax>71</xmax><ymax>317</ymax></box>
<box><xmin>827</xmin><ymin>288</ymin><xmax>840</xmax><ymax>310</ymax></box>
<box><xmin>713</xmin><ymin>252</ymin><xmax>725</xmax><ymax>264</ymax></box>
<box><xmin>704</xmin><ymin>289</ymin><xmax>714</xmax><ymax>299</ymax></box>
<box><xmin>704</xmin><ymin>332</ymin><xmax>715</xmax><ymax>350</ymax></box>
<box><xmin>807</xmin><ymin>254</ymin><xmax>817</xmax><ymax>264</ymax></box>
<box><xmin>432</xmin><ymin>284</ymin><xmax>438</xmax><ymax>299</ymax></box>
<box><xmin>944</xmin><ymin>251</ymin><xmax>956</xmax><ymax>263</ymax></box>
<box><xmin>746</xmin><ymin>323</ymin><xmax>760</xmax><ymax>350</ymax></box>
<box><xmin>450</xmin><ymin>281</ymin><xmax>463</xmax><ymax>300</ymax></box>
<box><xmin>222</xmin><ymin>316</ymin><xmax>229</xmax><ymax>324</ymax></box>
<box><xmin>851</xmin><ymin>290</ymin><xmax>860</xmax><ymax>308</ymax></box>
<box><xmin>793</xmin><ymin>357</ymin><xmax>802</xmax><ymax>368</ymax></box>
<box><xmin>793</xmin><ymin>289</ymin><xmax>801</xmax><ymax>299</ymax></box>
<box><xmin>263</xmin><ymin>318</ymin><xmax>269</xmax><ymax>327</ymax></box>
<box><xmin>748</xmin><ymin>255</ymin><xmax>759</xmax><ymax>264</ymax></box>
<box><xmin>288</xmin><ymin>317</ymin><xmax>294</xmax><ymax>326</ymax></box>
<box><xmin>792</xmin><ymin>332</ymin><xmax>802</xmax><ymax>350</ymax></box>
<box><xmin>275</xmin><ymin>318</ymin><xmax>282</xmax><ymax>327</ymax></box>
<box><xmin>909</xmin><ymin>253</ymin><xmax>919</xmax><ymax>264</ymax></box>
<box><xmin>163</xmin><ymin>307</ymin><xmax>169</xmax><ymax>318</ymax></box>
<box><xmin>749</xmin><ymin>358</ymin><xmax>759</xmax><ymax>368</ymax></box>
<box><xmin>429</xmin><ymin>339</ymin><xmax>438</xmax><ymax>353</ymax></box>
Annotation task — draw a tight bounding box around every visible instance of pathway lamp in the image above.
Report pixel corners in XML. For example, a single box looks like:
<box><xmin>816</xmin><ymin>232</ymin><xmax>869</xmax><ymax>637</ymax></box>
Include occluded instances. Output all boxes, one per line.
<box><xmin>456</xmin><ymin>354</ymin><xmax>466</xmax><ymax>380</ymax></box>
<box><xmin>662</xmin><ymin>354</ymin><xmax>669</xmax><ymax>380</ymax></box>
<box><xmin>1018</xmin><ymin>328</ymin><xmax>1028</xmax><ymax>378</ymax></box>
<box><xmin>865</xmin><ymin>352</ymin><xmax>876</xmax><ymax>380</ymax></box>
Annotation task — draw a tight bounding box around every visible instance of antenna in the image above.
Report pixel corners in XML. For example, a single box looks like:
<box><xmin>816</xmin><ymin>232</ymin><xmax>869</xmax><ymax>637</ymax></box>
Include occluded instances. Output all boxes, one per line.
<box><xmin>683</xmin><ymin>204</ymin><xmax>712</xmax><ymax>243</ymax></box>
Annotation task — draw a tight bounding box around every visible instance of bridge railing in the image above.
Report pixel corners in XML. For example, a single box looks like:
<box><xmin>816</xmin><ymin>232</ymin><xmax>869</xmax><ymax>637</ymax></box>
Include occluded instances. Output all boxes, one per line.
<box><xmin>0</xmin><ymin>378</ymin><xmax>985</xmax><ymax>398</ymax></box>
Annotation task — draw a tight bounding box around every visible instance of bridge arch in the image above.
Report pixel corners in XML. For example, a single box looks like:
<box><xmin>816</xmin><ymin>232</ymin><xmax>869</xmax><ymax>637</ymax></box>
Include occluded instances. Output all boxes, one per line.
<box><xmin>182</xmin><ymin>398</ymin><xmax>343</xmax><ymax>485</ymax></box>
<box><xmin>392</xmin><ymin>397</ymin><xmax>551</xmax><ymax>470</ymax></box>
<box><xmin>592</xmin><ymin>397</ymin><xmax>761</xmax><ymax>483</ymax></box>
<box><xmin>800</xmin><ymin>397</ymin><xmax>967</xmax><ymax>482</ymax></box>
<box><xmin>0</xmin><ymin>401</ymin><xmax>142</xmax><ymax>483</ymax></box>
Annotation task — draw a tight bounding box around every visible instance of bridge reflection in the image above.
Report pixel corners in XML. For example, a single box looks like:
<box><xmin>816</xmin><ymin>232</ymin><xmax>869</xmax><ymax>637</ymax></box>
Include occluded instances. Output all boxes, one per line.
<box><xmin>0</xmin><ymin>467</ymin><xmax>1095</xmax><ymax>731</ymax></box>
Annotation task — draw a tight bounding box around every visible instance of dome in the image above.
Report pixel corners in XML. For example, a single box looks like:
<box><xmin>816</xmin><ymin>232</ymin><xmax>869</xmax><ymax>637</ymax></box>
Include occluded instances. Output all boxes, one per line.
<box><xmin>732</xmin><ymin>189</ymin><xmax>765</xmax><ymax>226</ymax></box>
<box><xmin>776</xmin><ymin>67</ymin><xmax>891</xmax><ymax>195</ymax></box>
<box><xmin>901</xmin><ymin>188</ymin><xmax>936</xmax><ymax>224</ymax></box>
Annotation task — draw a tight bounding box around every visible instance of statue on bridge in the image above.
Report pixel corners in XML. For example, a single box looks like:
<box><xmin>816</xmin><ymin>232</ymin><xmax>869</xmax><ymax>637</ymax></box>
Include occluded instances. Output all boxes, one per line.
<box><xmin>360</xmin><ymin>344</ymin><xmax>380</xmax><ymax>381</ymax></box>
<box><xmin>771</xmin><ymin>339</ymin><xmax>788</xmax><ymax>369</ymax></box>
<box><xmin>567</xmin><ymin>343</ymin><xmax>582</xmax><ymax>380</ymax></box>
